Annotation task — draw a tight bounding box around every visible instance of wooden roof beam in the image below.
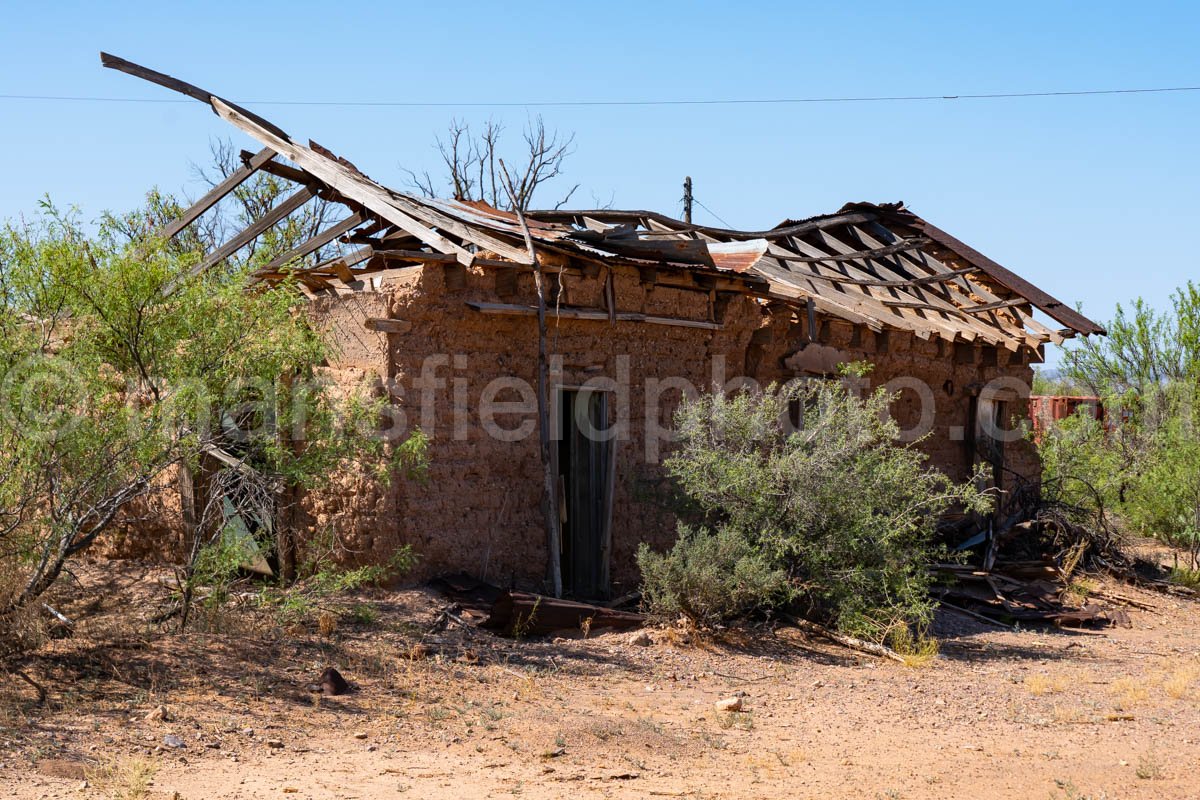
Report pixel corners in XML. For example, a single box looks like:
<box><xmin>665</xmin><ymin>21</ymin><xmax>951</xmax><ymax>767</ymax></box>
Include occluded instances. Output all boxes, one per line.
<box><xmin>787</xmin><ymin>265</ymin><xmax>976</xmax><ymax>289</ymax></box>
<box><xmin>158</xmin><ymin>147</ymin><xmax>275</xmax><ymax>241</ymax></box>
<box><xmin>810</xmin><ymin>228</ymin><xmax>1018</xmax><ymax>348</ymax></box>
<box><xmin>772</xmin><ymin>237</ymin><xmax>931</xmax><ymax>264</ymax></box>
<box><xmin>776</xmin><ymin>234</ymin><xmax>997</xmax><ymax>345</ymax></box>
<box><xmin>259</xmin><ymin>212</ymin><xmax>365</xmax><ymax>273</ymax></box>
<box><xmin>186</xmin><ymin>184</ymin><xmax>316</xmax><ymax>281</ymax></box>
<box><xmin>851</xmin><ymin>224</ymin><xmax>1051</xmax><ymax>347</ymax></box>
<box><xmin>101</xmin><ymin>53</ymin><xmax>478</xmax><ymax>267</ymax></box>
<box><xmin>895</xmin><ymin>213</ymin><xmax>1105</xmax><ymax>336</ymax></box>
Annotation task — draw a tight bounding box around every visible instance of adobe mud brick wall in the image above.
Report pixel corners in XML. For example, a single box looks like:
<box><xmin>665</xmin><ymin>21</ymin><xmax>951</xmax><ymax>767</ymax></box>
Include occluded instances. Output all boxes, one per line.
<box><xmin>300</xmin><ymin>260</ymin><xmax>1039</xmax><ymax>593</ymax></box>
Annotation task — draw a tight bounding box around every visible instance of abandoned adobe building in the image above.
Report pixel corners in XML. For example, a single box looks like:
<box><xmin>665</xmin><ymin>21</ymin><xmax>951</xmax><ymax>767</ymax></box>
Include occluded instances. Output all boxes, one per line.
<box><xmin>102</xmin><ymin>55</ymin><xmax>1103</xmax><ymax>599</ymax></box>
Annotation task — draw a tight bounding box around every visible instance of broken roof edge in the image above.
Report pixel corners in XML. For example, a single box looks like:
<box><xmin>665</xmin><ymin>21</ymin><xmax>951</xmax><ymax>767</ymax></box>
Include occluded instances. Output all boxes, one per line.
<box><xmin>99</xmin><ymin>51</ymin><xmax>1100</xmax><ymax>346</ymax></box>
<box><xmin>845</xmin><ymin>202</ymin><xmax>1106</xmax><ymax>337</ymax></box>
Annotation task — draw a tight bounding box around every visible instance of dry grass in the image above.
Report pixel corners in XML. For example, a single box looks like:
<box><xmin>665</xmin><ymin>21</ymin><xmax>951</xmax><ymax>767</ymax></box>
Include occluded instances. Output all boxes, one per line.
<box><xmin>887</xmin><ymin>627</ymin><xmax>939</xmax><ymax>668</ymax></box>
<box><xmin>1160</xmin><ymin>663</ymin><xmax>1200</xmax><ymax>699</ymax></box>
<box><xmin>1050</xmin><ymin>703</ymin><xmax>1090</xmax><ymax>724</ymax></box>
<box><xmin>1025</xmin><ymin>673</ymin><xmax>1070</xmax><ymax>696</ymax></box>
<box><xmin>1108</xmin><ymin>676</ymin><xmax>1150</xmax><ymax>709</ymax></box>
<box><xmin>85</xmin><ymin>756</ymin><xmax>158</xmax><ymax>799</ymax></box>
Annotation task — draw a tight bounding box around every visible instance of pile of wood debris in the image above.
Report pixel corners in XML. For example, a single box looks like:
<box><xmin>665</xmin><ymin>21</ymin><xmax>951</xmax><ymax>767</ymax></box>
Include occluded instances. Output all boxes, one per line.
<box><xmin>933</xmin><ymin>560</ymin><xmax>1140</xmax><ymax>629</ymax></box>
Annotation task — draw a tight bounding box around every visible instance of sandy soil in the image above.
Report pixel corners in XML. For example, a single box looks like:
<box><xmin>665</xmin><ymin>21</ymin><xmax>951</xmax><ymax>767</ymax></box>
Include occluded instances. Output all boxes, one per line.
<box><xmin>3</xmin><ymin>560</ymin><xmax>1200</xmax><ymax>799</ymax></box>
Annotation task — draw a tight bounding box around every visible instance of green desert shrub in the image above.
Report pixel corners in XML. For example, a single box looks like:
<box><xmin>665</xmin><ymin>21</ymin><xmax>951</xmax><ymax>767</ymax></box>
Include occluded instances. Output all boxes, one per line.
<box><xmin>637</xmin><ymin>525</ymin><xmax>793</xmax><ymax>628</ymax></box>
<box><xmin>639</xmin><ymin>374</ymin><xmax>990</xmax><ymax>639</ymax></box>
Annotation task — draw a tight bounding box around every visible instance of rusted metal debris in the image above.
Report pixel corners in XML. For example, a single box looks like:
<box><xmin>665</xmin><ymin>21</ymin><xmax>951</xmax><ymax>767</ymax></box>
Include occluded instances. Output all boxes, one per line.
<box><xmin>482</xmin><ymin>591</ymin><xmax>645</xmax><ymax>637</ymax></box>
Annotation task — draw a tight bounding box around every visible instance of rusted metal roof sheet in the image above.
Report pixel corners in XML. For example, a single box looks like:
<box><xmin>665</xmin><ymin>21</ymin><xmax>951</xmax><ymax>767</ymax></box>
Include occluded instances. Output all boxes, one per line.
<box><xmin>707</xmin><ymin>239</ymin><xmax>770</xmax><ymax>273</ymax></box>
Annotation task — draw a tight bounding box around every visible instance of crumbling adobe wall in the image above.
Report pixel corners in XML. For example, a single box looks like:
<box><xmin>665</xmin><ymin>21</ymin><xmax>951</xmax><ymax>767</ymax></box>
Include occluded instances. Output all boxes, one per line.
<box><xmin>98</xmin><ymin>469</ymin><xmax>186</xmax><ymax>562</ymax></box>
<box><xmin>305</xmin><ymin>260</ymin><xmax>766</xmax><ymax>594</ymax></box>
<box><xmin>751</xmin><ymin>310</ymin><xmax>1040</xmax><ymax>493</ymax></box>
<box><xmin>305</xmin><ymin>256</ymin><xmax>1041</xmax><ymax>594</ymax></box>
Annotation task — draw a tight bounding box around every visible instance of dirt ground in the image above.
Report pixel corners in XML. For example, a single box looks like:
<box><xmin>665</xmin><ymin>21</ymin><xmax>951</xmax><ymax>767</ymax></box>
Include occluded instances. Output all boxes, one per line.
<box><xmin>3</xmin><ymin>558</ymin><xmax>1200</xmax><ymax>800</ymax></box>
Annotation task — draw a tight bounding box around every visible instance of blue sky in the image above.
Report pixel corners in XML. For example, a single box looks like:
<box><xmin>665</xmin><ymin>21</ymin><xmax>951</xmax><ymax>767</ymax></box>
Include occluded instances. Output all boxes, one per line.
<box><xmin>2</xmin><ymin>1</ymin><xmax>1197</xmax><ymax>363</ymax></box>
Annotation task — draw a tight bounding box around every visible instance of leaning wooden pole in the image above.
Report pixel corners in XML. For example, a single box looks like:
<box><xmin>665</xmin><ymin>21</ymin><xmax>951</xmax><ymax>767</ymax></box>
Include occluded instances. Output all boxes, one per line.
<box><xmin>498</xmin><ymin>160</ymin><xmax>563</xmax><ymax>598</ymax></box>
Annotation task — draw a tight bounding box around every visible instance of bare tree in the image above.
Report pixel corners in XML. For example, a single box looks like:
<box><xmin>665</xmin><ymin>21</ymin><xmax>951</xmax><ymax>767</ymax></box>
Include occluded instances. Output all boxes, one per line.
<box><xmin>405</xmin><ymin>116</ymin><xmax>579</xmax><ymax>212</ymax></box>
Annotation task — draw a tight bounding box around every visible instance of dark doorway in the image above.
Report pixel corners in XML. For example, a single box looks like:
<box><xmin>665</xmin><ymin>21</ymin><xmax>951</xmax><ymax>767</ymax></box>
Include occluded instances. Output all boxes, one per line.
<box><xmin>557</xmin><ymin>389</ymin><xmax>613</xmax><ymax>599</ymax></box>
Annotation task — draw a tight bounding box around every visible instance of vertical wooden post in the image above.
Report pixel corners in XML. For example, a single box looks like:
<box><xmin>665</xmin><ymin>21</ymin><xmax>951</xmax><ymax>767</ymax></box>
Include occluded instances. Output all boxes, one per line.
<box><xmin>498</xmin><ymin>160</ymin><xmax>563</xmax><ymax>598</ymax></box>
<box><xmin>683</xmin><ymin>176</ymin><xmax>693</xmax><ymax>224</ymax></box>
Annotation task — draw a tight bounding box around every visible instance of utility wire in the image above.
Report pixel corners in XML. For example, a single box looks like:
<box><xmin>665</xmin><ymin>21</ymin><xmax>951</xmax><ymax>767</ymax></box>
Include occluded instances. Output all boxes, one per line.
<box><xmin>693</xmin><ymin>198</ymin><xmax>733</xmax><ymax>229</ymax></box>
<box><xmin>1</xmin><ymin>84</ymin><xmax>1200</xmax><ymax>108</ymax></box>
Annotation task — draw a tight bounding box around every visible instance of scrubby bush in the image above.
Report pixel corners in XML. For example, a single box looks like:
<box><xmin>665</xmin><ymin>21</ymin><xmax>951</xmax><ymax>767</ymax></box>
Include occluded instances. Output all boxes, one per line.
<box><xmin>0</xmin><ymin>201</ymin><xmax>427</xmax><ymax>629</ymax></box>
<box><xmin>637</xmin><ymin>525</ymin><xmax>793</xmax><ymax>628</ymax></box>
<box><xmin>638</xmin><ymin>374</ymin><xmax>990</xmax><ymax>639</ymax></box>
<box><xmin>1047</xmin><ymin>284</ymin><xmax>1200</xmax><ymax>569</ymax></box>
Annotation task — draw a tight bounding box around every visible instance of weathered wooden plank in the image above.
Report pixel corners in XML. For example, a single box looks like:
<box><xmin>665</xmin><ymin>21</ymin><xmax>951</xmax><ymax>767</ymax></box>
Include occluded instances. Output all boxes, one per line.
<box><xmin>160</xmin><ymin>147</ymin><xmax>275</xmax><ymax>241</ymax></box>
<box><xmin>851</xmin><ymin>225</ymin><xmax>1047</xmax><ymax>348</ymax></box>
<box><xmin>252</xmin><ymin>156</ymin><xmax>312</xmax><ymax>187</ymax></box>
<box><xmin>364</xmin><ymin>318</ymin><xmax>412</xmax><ymax>333</ymax></box>
<box><xmin>791</xmin><ymin>265</ymin><xmax>977</xmax><ymax>288</ymax></box>
<box><xmin>194</xmin><ymin>184</ymin><xmax>316</xmax><ymax>276</ymax></box>
<box><xmin>387</xmin><ymin>194</ymin><xmax>535</xmax><ymax>264</ymax></box>
<box><xmin>774</xmin><ymin>236</ymin><xmax>985</xmax><ymax>344</ymax></box>
<box><xmin>466</xmin><ymin>301</ymin><xmax>722</xmax><ymax>330</ymax></box>
<box><xmin>207</xmin><ymin>98</ymin><xmax>478</xmax><ymax>267</ymax></box>
<box><xmin>961</xmin><ymin>297</ymin><xmax>1031</xmax><ymax>314</ymax></box>
<box><xmin>753</xmin><ymin>256</ymin><xmax>888</xmax><ymax>331</ymax></box>
<box><xmin>772</xmin><ymin>237</ymin><xmax>931</xmax><ymax>264</ymax></box>
<box><xmin>261</xmin><ymin>212</ymin><xmax>364</xmax><ymax>272</ymax></box>
<box><xmin>906</xmin><ymin>216</ymin><xmax>1105</xmax><ymax>335</ymax></box>
<box><xmin>100</xmin><ymin>52</ymin><xmax>291</xmax><ymax>141</ymax></box>
<box><xmin>808</xmin><ymin>229</ymin><xmax>1010</xmax><ymax>346</ymax></box>
<box><xmin>530</xmin><ymin>208</ymin><xmax>878</xmax><ymax>241</ymax></box>
<box><xmin>306</xmin><ymin>246</ymin><xmax>374</xmax><ymax>274</ymax></box>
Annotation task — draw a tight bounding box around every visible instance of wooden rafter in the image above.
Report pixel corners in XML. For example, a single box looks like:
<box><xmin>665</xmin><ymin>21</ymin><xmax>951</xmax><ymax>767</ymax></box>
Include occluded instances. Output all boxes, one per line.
<box><xmin>467</xmin><ymin>301</ymin><xmax>722</xmax><ymax>330</ymax></box>
<box><xmin>851</xmin><ymin>224</ymin><xmax>1051</xmax><ymax>346</ymax></box>
<box><xmin>772</xmin><ymin>237</ymin><xmax>930</xmax><ymax>264</ymax></box>
<box><xmin>809</xmin><ymin>228</ymin><xmax>1023</xmax><ymax>348</ymax></box>
<box><xmin>193</xmin><ymin>184</ymin><xmax>316</xmax><ymax>276</ymax></box>
<box><xmin>260</xmin><ymin>212</ymin><xmax>364</xmax><ymax>273</ymax></box>
<box><xmin>159</xmin><ymin>147</ymin><xmax>275</xmax><ymax>240</ymax></box>
<box><xmin>960</xmin><ymin>297</ymin><xmax>1031</xmax><ymax>314</ymax></box>
<box><xmin>789</xmin><ymin>265</ymin><xmax>976</xmax><ymax>289</ymax></box>
<box><xmin>776</xmin><ymin>234</ymin><xmax>993</xmax><ymax>345</ymax></box>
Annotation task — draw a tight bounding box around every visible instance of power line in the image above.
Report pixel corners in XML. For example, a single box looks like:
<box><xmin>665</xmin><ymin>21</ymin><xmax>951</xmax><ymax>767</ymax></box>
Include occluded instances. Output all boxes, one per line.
<box><xmin>1</xmin><ymin>84</ymin><xmax>1200</xmax><ymax>108</ymax></box>
<box><xmin>693</xmin><ymin>198</ymin><xmax>733</xmax><ymax>229</ymax></box>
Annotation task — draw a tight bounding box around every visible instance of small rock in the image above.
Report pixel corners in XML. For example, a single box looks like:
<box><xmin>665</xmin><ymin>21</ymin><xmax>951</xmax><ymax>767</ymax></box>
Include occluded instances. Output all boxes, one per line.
<box><xmin>715</xmin><ymin>696</ymin><xmax>743</xmax><ymax>713</ymax></box>
<box><xmin>266</xmin><ymin>739</ymin><xmax>285</xmax><ymax>749</ymax></box>
<box><xmin>241</xmin><ymin>728</ymin><xmax>254</xmax><ymax>737</ymax></box>
<box><xmin>630</xmin><ymin>631</ymin><xmax>652</xmax><ymax>647</ymax></box>
<box><xmin>144</xmin><ymin>705</ymin><xmax>170</xmax><ymax>723</ymax></box>
<box><xmin>77</xmin><ymin>780</ymin><xmax>89</xmax><ymax>791</ymax></box>
<box><xmin>353</xmin><ymin>732</ymin><xmax>368</xmax><ymax>740</ymax></box>
<box><xmin>163</xmin><ymin>735</ymin><xmax>186</xmax><ymax>749</ymax></box>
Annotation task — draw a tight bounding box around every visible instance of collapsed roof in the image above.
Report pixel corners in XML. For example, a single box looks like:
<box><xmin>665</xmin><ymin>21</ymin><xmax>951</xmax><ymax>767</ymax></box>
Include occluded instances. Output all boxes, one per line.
<box><xmin>101</xmin><ymin>53</ymin><xmax>1103</xmax><ymax>354</ymax></box>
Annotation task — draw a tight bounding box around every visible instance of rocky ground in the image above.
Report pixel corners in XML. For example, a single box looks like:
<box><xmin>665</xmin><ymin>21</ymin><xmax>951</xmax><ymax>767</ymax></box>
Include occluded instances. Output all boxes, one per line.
<box><xmin>3</xmin><ymin>558</ymin><xmax>1200</xmax><ymax>799</ymax></box>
